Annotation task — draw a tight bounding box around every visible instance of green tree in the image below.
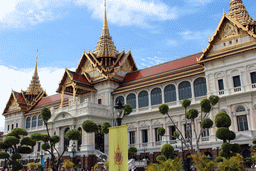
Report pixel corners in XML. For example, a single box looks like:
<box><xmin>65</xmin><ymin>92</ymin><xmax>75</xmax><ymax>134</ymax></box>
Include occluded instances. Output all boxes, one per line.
<box><xmin>0</xmin><ymin>128</ymin><xmax>35</xmax><ymax>171</ymax></box>
<box><xmin>101</xmin><ymin>122</ymin><xmax>112</xmax><ymax>134</ymax></box>
<box><xmin>158</xmin><ymin>95</ymin><xmax>219</xmax><ymax>154</ymax></box>
<box><xmin>217</xmin><ymin>153</ymin><xmax>245</xmax><ymax>171</ymax></box>
<box><xmin>160</xmin><ymin>144</ymin><xmax>174</xmax><ymax>159</ymax></box>
<box><xmin>30</xmin><ymin>106</ymin><xmax>81</xmax><ymax>171</ymax></box>
<box><xmin>128</xmin><ymin>146</ymin><xmax>138</xmax><ymax>156</ymax></box>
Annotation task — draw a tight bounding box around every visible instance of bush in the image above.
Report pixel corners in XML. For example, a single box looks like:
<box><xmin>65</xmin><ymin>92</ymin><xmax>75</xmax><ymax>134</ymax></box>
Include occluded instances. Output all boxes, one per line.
<box><xmin>221</xmin><ymin>143</ymin><xmax>231</xmax><ymax>152</ymax></box>
<box><xmin>4</xmin><ymin>136</ymin><xmax>19</xmax><ymax>146</ymax></box>
<box><xmin>11</xmin><ymin>153</ymin><xmax>21</xmax><ymax>160</ymax></box>
<box><xmin>200</xmin><ymin>99</ymin><xmax>212</xmax><ymax>113</ymax></box>
<box><xmin>158</xmin><ymin>104</ymin><xmax>169</xmax><ymax>115</ymax></box>
<box><xmin>231</xmin><ymin>143</ymin><xmax>241</xmax><ymax>153</ymax></box>
<box><xmin>228</xmin><ymin>131</ymin><xmax>236</xmax><ymax>141</ymax></box>
<box><xmin>128</xmin><ymin>146</ymin><xmax>137</xmax><ymax>155</ymax></box>
<box><xmin>13</xmin><ymin>161</ymin><xmax>23</xmax><ymax>170</ymax></box>
<box><xmin>216</xmin><ymin>127</ymin><xmax>230</xmax><ymax>141</ymax></box>
<box><xmin>30</xmin><ymin>133</ymin><xmax>45</xmax><ymax>141</ymax></box>
<box><xmin>215</xmin><ymin>156</ymin><xmax>223</xmax><ymax>163</ymax></box>
<box><xmin>82</xmin><ymin>120</ymin><xmax>98</xmax><ymax>133</ymax></box>
<box><xmin>38</xmin><ymin>164</ymin><xmax>43</xmax><ymax>170</ymax></box>
<box><xmin>219</xmin><ymin>150</ymin><xmax>228</xmax><ymax>158</ymax></box>
<box><xmin>101</xmin><ymin>122</ymin><xmax>112</xmax><ymax>134</ymax></box>
<box><xmin>0</xmin><ymin>151</ymin><xmax>10</xmax><ymax>159</ymax></box>
<box><xmin>50</xmin><ymin>135</ymin><xmax>61</xmax><ymax>144</ymax></box>
<box><xmin>41</xmin><ymin>106</ymin><xmax>52</xmax><ymax>121</ymax></box>
<box><xmin>156</xmin><ymin>155</ymin><xmax>167</xmax><ymax>163</ymax></box>
<box><xmin>173</xmin><ymin>131</ymin><xmax>180</xmax><ymax>138</ymax></box>
<box><xmin>215</xmin><ymin>112</ymin><xmax>231</xmax><ymax>128</ymax></box>
<box><xmin>160</xmin><ymin>144</ymin><xmax>174</xmax><ymax>159</ymax></box>
<box><xmin>201</xmin><ymin>118</ymin><xmax>213</xmax><ymax>128</ymax></box>
<box><xmin>62</xmin><ymin>160</ymin><xmax>74</xmax><ymax>169</ymax></box>
<box><xmin>157</xmin><ymin>127</ymin><xmax>166</xmax><ymax>136</ymax></box>
<box><xmin>19</xmin><ymin>146</ymin><xmax>32</xmax><ymax>154</ymax></box>
<box><xmin>42</xmin><ymin>142</ymin><xmax>50</xmax><ymax>151</ymax></box>
<box><xmin>20</xmin><ymin>137</ymin><xmax>36</xmax><ymax>147</ymax></box>
<box><xmin>209</xmin><ymin>95</ymin><xmax>219</xmax><ymax>106</ymax></box>
<box><xmin>181</xmin><ymin>99</ymin><xmax>191</xmax><ymax>108</ymax></box>
<box><xmin>65</xmin><ymin>129</ymin><xmax>81</xmax><ymax>141</ymax></box>
<box><xmin>11</xmin><ymin>128</ymin><xmax>28</xmax><ymax>136</ymax></box>
<box><xmin>123</xmin><ymin>104</ymin><xmax>133</xmax><ymax>117</ymax></box>
<box><xmin>186</xmin><ymin>109</ymin><xmax>199</xmax><ymax>119</ymax></box>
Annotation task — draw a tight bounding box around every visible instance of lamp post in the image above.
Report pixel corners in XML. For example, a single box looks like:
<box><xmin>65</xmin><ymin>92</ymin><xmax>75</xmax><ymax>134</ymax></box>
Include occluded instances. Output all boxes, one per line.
<box><xmin>71</xmin><ymin>142</ymin><xmax>76</xmax><ymax>164</ymax></box>
<box><xmin>114</xmin><ymin>99</ymin><xmax>124</xmax><ymax>126</ymax></box>
<box><xmin>38</xmin><ymin>151</ymin><xmax>44</xmax><ymax>171</ymax></box>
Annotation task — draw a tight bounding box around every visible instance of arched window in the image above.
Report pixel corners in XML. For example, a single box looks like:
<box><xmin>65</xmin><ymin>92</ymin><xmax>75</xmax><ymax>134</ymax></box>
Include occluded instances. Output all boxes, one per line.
<box><xmin>38</xmin><ymin>115</ymin><xmax>43</xmax><ymax>126</ymax></box>
<box><xmin>236</xmin><ymin>106</ymin><xmax>246</xmax><ymax>112</ymax></box>
<box><xmin>178</xmin><ymin>81</ymin><xmax>191</xmax><ymax>100</ymax></box>
<box><xmin>194</xmin><ymin>77</ymin><xmax>207</xmax><ymax>97</ymax></box>
<box><xmin>78</xmin><ymin>127</ymin><xmax>82</xmax><ymax>151</ymax></box>
<box><xmin>115</xmin><ymin>96</ymin><xmax>124</xmax><ymax>105</ymax></box>
<box><xmin>138</xmin><ymin>91</ymin><xmax>149</xmax><ymax>108</ymax></box>
<box><xmin>32</xmin><ymin>116</ymin><xmax>37</xmax><ymax>128</ymax></box>
<box><xmin>164</xmin><ymin>84</ymin><xmax>176</xmax><ymax>103</ymax></box>
<box><xmin>151</xmin><ymin>88</ymin><xmax>162</xmax><ymax>106</ymax></box>
<box><xmin>64</xmin><ymin>128</ymin><xmax>70</xmax><ymax>149</ymax></box>
<box><xmin>26</xmin><ymin>117</ymin><xmax>31</xmax><ymax>129</ymax></box>
<box><xmin>126</xmin><ymin>93</ymin><xmax>136</xmax><ymax>109</ymax></box>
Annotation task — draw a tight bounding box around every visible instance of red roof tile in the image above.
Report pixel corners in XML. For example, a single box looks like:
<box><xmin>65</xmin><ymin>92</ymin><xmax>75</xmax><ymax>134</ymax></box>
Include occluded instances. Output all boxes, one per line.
<box><xmin>36</xmin><ymin>94</ymin><xmax>68</xmax><ymax>106</ymax></box>
<box><xmin>123</xmin><ymin>53</ymin><xmax>202</xmax><ymax>83</ymax></box>
<box><xmin>71</xmin><ymin>73</ymin><xmax>88</xmax><ymax>83</ymax></box>
<box><xmin>15</xmin><ymin>93</ymin><xmax>25</xmax><ymax>102</ymax></box>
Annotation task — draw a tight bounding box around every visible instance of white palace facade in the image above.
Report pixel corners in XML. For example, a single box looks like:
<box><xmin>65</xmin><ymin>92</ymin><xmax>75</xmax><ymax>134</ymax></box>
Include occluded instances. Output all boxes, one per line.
<box><xmin>1</xmin><ymin>0</ymin><xmax>256</xmax><ymax>169</ymax></box>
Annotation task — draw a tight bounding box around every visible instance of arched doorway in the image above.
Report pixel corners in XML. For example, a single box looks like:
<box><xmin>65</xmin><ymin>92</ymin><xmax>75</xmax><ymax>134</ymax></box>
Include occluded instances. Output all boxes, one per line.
<box><xmin>95</xmin><ymin>125</ymin><xmax>104</xmax><ymax>152</ymax></box>
<box><xmin>64</xmin><ymin>128</ymin><xmax>70</xmax><ymax>150</ymax></box>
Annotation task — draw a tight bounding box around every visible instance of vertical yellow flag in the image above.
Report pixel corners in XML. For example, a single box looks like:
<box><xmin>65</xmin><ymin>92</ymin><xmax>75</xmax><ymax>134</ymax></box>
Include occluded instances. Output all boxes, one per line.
<box><xmin>109</xmin><ymin>125</ymin><xmax>128</xmax><ymax>171</ymax></box>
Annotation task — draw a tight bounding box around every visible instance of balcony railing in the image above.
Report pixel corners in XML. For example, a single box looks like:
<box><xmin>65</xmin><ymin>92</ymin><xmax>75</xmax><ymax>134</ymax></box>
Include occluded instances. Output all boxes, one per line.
<box><xmin>234</xmin><ymin>87</ymin><xmax>241</xmax><ymax>92</ymax></box>
<box><xmin>219</xmin><ymin>90</ymin><xmax>224</xmax><ymax>95</ymax></box>
<box><xmin>252</xmin><ymin>84</ymin><xmax>256</xmax><ymax>89</ymax></box>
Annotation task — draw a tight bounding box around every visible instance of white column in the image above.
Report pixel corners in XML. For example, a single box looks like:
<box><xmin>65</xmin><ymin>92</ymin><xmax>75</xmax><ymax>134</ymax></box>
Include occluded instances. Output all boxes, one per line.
<box><xmin>249</xmin><ymin>103</ymin><xmax>256</xmax><ymax>130</ymax></box>
<box><xmin>136</xmin><ymin>93</ymin><xmax>139</xmax><ymax>113</ymax></box>
<box><xmin>191</xmin><ymin>81</ymin><xmax>195</xmax><ymax>103</ymax></box>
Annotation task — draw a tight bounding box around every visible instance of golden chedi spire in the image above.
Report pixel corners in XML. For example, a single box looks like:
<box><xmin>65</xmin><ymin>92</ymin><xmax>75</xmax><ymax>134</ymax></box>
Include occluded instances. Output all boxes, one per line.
<box><xmin>93</xmin><ymin>0</ymin><xmax>119</xmax><ymax>66</ymax></box>
<box><xmin>228</xmin><ymin>0</ymin><xmax>255</xmax><ymax>26</ymax></box>
<box><xmin>26</xmin><ymin>50</ymin><xmax>43</xmax><ymax>95</ymax></box>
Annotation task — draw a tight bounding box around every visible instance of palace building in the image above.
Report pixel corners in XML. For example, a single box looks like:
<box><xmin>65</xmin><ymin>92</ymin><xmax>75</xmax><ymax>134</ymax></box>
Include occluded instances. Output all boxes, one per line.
<box><xmin>1</xmin><ymin>0</ymin><xmax>256</xmax><ymax>169</ymax></box>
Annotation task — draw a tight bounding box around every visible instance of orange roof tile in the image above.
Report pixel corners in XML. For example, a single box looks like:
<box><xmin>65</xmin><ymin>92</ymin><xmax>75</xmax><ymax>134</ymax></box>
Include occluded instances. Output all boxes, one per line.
<box><xmin>36</xmin><ymin>94</ymin><xmax>68</xmax><ymax>106</ymax></box>
<box><xmin>123</xmin><ymin>53</ymin><xmax>202</xmax><ymax>83</ymax></box>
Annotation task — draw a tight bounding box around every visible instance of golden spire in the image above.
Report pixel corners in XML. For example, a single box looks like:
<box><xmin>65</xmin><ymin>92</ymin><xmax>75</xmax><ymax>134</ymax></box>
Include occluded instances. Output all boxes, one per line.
<box><xmin>228</xmin><ymin>0</ymin><xmax>255</xmax><ymax>26</ymax></box>
<box><xmin>26</xmin><ymin>49</ymin><xmax>43</xmax><ymax>95</ymax></box>
<box><xmin>93</xmin><ymin>0</ymin><xmax>118</xmax><ymax>60</ymax></box>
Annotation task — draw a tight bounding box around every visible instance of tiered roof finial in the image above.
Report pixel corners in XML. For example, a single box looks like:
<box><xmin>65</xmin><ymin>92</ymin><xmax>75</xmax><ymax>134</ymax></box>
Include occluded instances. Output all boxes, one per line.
<box><xmin>26</xmin><ymin>49</ymin><xmax>43</xmax><ymax>95</ymax></box>
<box><xmin>228</xmin><ymin>0</ymin><xmax>255</xmax><ymax>26</ymax></box>
<box><xmin>93</xmin><ymin>0</ymin><xmax>119</xmax><ymax>60</ymax></box>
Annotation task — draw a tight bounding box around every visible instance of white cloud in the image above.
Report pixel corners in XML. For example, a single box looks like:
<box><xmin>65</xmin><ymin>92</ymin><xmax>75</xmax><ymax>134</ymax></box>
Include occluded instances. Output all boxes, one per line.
<box><xmin>76</xmin><ymin>0</ymin><xmax>177</xmax><ymax>25</ymax></box>
<box><xmin>0</xmin><ymin>65</ymin><xmax>74</xmax><ymax>128</ymax></box>
<box><xmin>0</xmin><ymin>0</ymin><xmax>177</xmax><ymax>28</ymax></box>
<box><xmin>148</xmin><ymin>56</ymin><xmax>167</xmax><ymax>65</ymax></box>
<box><xmin>179</xmin><ymin>30</ymin><xmax>214</xmax><ymax>40</ymax></box>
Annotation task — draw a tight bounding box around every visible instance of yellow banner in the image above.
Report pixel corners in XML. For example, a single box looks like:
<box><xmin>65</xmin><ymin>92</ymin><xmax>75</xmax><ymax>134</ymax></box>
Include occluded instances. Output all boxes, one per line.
<box><xmin>109</xmin><ymin>125</ymin><xmax>128</xmax><ymax>171</ymax></box>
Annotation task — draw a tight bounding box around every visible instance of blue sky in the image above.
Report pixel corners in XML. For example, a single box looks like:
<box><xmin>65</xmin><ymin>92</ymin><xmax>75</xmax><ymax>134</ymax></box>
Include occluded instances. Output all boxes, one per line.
<box><xmin>0</xmin><ymin>0</ymin><xmax>255</xmax><ymax>128</ymax></box>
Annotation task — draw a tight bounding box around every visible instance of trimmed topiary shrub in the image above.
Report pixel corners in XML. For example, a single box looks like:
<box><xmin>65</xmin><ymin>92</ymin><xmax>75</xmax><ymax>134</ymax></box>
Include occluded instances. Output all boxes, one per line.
<box><xmin>209</xmin><ymin>95</ymin><xmax>219</xmax><ymax>106</ymax></box>
<box><xmin>181</xmin><ymin>99</ymin><xmax>191</xmax><ymax>108</ymax></box>
<box><xmin>11</xmin><ymin>153</ymin><xmax>21</xmax><ymax>160</ymax></box>
<box><xmin>215</xmin><ymin>156</ymin><xmax>223</xmax><ymax>163</ymax></box>
<box><xmin>41</xmin><ymin>143</ymin><xmax>50</xmax><ymax>151</ymax></box>
<box><xmin>82</xmin><ymin>120</ymin><xmax>98</xmax><ymax>133</ymax></box>
<box><xmin>4</xmin><ymin>136</ymin><xmax>19</xmax><ymax>146</ymax></box>
<box><xmin>158</xmin><ymin>104</ymin><xmax>169</xmax><ymax>115</ymax></box>
<box><xmin>41</xmin><ymin>106</ymin><xmax>52</xmax><ymax>121</ymax></box>
<box><xmin>20</xmin><ymin>137</ymin><xmax>36</xmax><ymax>147</ymax></box>
<box><xmin>216</xmin><ymin>127</ymin><xmax>231</xmax><ymax>142</ymax></box>
<box><xmin>160</xmin><ymin>144</ymin><xmax>174</xmax><ymax>159</ymax></box>
<box><xmin>221</xmin><ymin>143</ymin><xmax>231</xmax><ymax>152</ymax></box>
<box><xmin>228</xmin><ymin>130</ymin><xmax>236</xmax><ymax>141</ymax></box>
<box><xmin>156</xmin><ymin>155</ymin><xmax>167</xmax><ymax>163</ymax></box>
<box><xmin>123</xmin><ymin>104</ymin><xmax>133</xmax><ymax>117</ymax></box>
<box><xmin>157</xmin><ymin>127</ymin><xmax>166</xmax><ymax>136</ymax></box>
<box><xmin>50</xmin><ymin>135</ymin><xmax>61</xmax><ymax>144</ymax></box>
<box><xmin>200</xmin><ymin>99</ymin><xmax>211</xmax><ymax>113</ymax></box>
<box><xmin>219</xmin><ymin>150</ymin><xmax>228</xmax><ymax>158</ymax></box>
<box><xmin>215</xmin><ymin>112</ymin><xmax>231</xmax><ymax>128</ymax></box>
<box><xmin>101</xmin><ymin>122</ymin><xmax>112</xmax><ymax>134</ymax></box>
<box><xmin>231</xmin><ymin>143</ymin><xmax>241</xmax><ymax>153</ymax></box>
<box><xmin>186</xmin><ymin>109</ymin><xmax>199</xmax><ymax>119</ymax></box>
<box><xmin>19</xmin><ymin>146</ymin><xmax>32</xmax><ymax>154</ymax></box>
<box><xmin>65</xmin><ymin>129</ymin><xmax>81</xmax><ymax>141</ymax></box>
<box><xmin>0</xmin><ymin>151</ymin><xmax>10</xmax><ymax>159</ymax></box>
<box><xmin>128</xmin><ymin>146</ymin><xmax>138</xmax><ymax>155</ymax></box>
<box><xmin>201</xmin><ymin>118</ymin><xmax>213</xmax><ymax>128</ymax></box>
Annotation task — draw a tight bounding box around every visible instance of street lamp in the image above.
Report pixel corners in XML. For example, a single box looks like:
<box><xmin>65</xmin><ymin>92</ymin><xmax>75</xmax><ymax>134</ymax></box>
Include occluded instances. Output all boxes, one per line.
<box><xmin>37</xmin><ymin>151</ymin><xmax>44</xmax><ymax>171</ymax></box>
<box><xmin>71</xmin><ymin>142</ymin><xmax>76</xmax><ymax>164</ymax></box>
<box><xmin>114</xmin><ymin>99</ymin><xmax>124</xmax><ymax>126</ymax></box>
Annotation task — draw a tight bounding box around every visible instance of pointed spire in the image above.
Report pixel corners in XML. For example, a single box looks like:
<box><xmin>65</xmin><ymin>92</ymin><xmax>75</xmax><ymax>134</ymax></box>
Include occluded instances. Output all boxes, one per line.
<box><xmin>228</xmin><ymin>0</ymin><xmax>255</xmax><ymax>26</ymax></box>
<box><xmin>26</xmin><ymin>50</ymin><xmax>43</xmax><ymax>95</ymax></box>
<box><xmin>93</xmin><ymin>0</ymin><xmax>118</xmax><ymax>59</ymax></box>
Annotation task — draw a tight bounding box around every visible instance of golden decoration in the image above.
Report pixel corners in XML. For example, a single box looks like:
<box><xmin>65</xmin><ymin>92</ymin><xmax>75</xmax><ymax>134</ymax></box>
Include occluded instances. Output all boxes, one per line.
<box><xmin>114</xmin><ymin>144</ymin><xmax>123</xmax><ymax>165</ymax></box>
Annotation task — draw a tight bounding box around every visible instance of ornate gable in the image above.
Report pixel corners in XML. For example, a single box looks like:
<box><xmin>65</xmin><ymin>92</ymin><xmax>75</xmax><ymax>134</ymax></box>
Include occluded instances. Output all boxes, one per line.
<box><xmin>198</xmin><ymin>14</ymin><xmax>256</xmax><ymax>64</ymax></box>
